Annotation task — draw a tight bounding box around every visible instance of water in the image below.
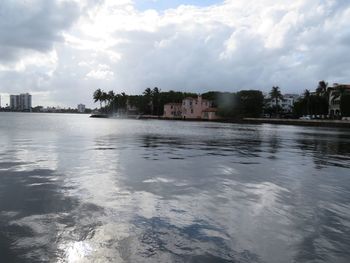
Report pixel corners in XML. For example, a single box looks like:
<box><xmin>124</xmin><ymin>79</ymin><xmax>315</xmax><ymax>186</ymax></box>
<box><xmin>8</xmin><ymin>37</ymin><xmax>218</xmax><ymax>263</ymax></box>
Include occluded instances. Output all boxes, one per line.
<box><xmin>1</xmin><ymin>112</ymin><xmax>350</xmax><ymax>263</ymax></box>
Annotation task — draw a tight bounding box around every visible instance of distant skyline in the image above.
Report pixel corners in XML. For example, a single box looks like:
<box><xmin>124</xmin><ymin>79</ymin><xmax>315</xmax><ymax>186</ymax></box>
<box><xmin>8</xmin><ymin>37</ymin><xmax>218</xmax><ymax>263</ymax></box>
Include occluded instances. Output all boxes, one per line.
<box><xmin>0</xmin><ymin>0</ymin><xmax>350</xmax><ymax>107</ymax></box>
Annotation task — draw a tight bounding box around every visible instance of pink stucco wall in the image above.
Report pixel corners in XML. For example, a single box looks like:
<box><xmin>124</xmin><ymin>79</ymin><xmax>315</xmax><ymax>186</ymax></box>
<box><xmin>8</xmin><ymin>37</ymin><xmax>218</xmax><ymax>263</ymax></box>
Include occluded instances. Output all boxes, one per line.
<box><xmin>163</xmin><ymin>103</ymin><xmax>182</xmax><ymax>118</ymax></box>
<box><xmin>182</xmin><ymin>96</ymin><xmax>211</xmax><ymax>119</ymax></box>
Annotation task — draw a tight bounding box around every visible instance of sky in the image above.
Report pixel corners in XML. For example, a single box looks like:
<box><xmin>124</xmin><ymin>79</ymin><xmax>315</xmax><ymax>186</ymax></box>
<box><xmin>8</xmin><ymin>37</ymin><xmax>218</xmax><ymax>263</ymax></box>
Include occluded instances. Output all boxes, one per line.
<box><xmin>0</xmin><ymin>0</ymin><xmax>349</xmax><ymax>108</ymax></box>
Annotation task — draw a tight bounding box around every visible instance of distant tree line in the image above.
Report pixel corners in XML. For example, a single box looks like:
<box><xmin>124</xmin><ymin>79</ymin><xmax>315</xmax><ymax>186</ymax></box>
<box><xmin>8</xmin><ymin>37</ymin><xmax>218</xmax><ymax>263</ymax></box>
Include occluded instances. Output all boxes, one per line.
<box><xmin>92</xmin><ymin>80</ymin><xmax>350</xmax><ymax>119</ymax></box>
<box><xmin>263</xmin><ymin>81</ymin><xmax>346</xmax><ymax>118</ymax></box>
<box><xmin>31</xmin><ymin>106</ymin><xmax>92</xmax><ymax>114</ymax></box>
<box><xmin>293</xmin><ymin>81</ymin><xmax>329</xmax><ymax>117</ymax></box>
<box><xmin>93</xmin><ymin>88</ymin><xmax>265</xmax><ymax>118</ymax></box>
<box><xmin>201</xmin><ymin>90</ymin><xmax>264</xmax><ymax>118</ymax></box>
<box><xmin>93</xmin><ymin>87</ymin><xmax>198</xmax><ymax>115</ymax></box>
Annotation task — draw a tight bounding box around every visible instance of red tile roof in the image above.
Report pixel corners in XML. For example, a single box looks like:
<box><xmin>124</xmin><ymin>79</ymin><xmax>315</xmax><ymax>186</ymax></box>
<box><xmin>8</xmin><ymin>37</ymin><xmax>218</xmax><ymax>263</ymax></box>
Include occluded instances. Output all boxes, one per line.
<box><xmin>202</xmin><ymin>107</ymin><xmax>218</xmax><ymax>112</ymax></box>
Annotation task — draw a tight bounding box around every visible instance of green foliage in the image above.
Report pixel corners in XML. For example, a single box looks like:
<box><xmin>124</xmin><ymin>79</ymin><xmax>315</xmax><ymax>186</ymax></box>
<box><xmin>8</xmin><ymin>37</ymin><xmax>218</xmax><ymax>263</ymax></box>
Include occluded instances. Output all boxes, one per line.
<box><xmin>93</xmin><ymin>88</ymin><xmax>102</xmax><ymax>108</ymax></box>
<box><xmin>269</xmin><ymin>86</ymin><xmax>283</xmax><ymax>114</ymax></box>
<box><xmin>293</xmin><ymin>95</ymin><xmax>328</xmax><ymax>117</ymax></box>
<box><xmin>293</xmin><ymin>99</ymin><xmax>307</xmax><ymax>116</ymax></box>
<box><xmin>269</xmin><ymin>86</ymin><xmax>283</xmax><ymax>101</ymax></box>
<box><xmin>341</xmin><ymin>95</ymin><xmax>350</xmax><ymax>117</ymax></box>
<box><xmin>237</xmin><ymin>90</ymin><xmax>264</xmax><ymax>118</ymax></box>
<box><xmin>217</xmin><ymin>92</ymin><xmax>238</xmax><ymax>117</ymax></box>
<box><xmin>92</xmin><ymin>88</ymin><xmax>262</xmax><ymax>118</ymax></box>
<box><xmin>316</xmin><ymin>80</ymin><xmax>328</xmax><ymax>96</ymax></box>
<box><xmin>202</xmin><ymin>90</ymin><xmax>263</xmax><ymax>118</ymax></box>
<box><xmin>201</xmin><ymin>91</ymin><xmax>221</xmax><ymax>107</ymax></box>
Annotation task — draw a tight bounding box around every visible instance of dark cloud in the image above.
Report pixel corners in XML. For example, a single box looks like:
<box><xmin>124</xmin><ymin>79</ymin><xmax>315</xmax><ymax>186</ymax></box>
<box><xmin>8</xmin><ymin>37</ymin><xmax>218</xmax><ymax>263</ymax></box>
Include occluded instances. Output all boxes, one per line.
<box><xmin>0</xmin><ymin>0</ymin><xmax>80</xmax><ymax>62</ymax></box>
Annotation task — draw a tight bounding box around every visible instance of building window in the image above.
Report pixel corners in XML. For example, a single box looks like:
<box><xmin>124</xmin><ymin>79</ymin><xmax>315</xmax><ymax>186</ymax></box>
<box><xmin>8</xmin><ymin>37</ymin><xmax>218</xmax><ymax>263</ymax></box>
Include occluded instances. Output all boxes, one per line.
<box><xmin>191</xmin><ymin>109</ymin><xmax>193</xmax><ymax>114</ymax></box>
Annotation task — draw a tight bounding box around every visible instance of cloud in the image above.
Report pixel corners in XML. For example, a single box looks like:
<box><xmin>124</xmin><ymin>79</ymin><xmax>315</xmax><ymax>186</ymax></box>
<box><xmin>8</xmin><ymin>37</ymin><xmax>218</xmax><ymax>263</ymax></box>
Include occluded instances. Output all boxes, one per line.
<box><xmin>1</xmin><ymin>0</ymin><xmax>350</xmax><ymax>107</ymax></box>
<box><xmin>86</xmin><ymin>64</ymin><xmax>114</xmax><ymax>80</ymax></box>
<box><xmin>0</xmin><ymin>0</ymin><xmax>80</xmax><ymax>63</ymax></box>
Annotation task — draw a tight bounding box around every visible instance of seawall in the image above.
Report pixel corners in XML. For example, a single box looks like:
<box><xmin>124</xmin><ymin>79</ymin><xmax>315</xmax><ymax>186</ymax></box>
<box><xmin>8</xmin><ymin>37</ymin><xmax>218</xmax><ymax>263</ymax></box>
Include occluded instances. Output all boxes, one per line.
<box><xmin>242</xmin><ymin>118</ymin><xmax>350</xmax><ymax>128</ymax></box>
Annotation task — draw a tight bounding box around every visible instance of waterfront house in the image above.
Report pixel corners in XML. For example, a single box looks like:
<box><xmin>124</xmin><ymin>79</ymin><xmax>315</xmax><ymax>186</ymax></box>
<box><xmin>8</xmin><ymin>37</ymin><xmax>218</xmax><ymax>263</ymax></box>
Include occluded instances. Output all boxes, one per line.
<box><xmin>328</xmin><ymin>84</ymin><xmax>350</xmax><ymax>117</ymax></box>
<box><xmin>182</xmin><ymin>96</ymin><xmax>212</xmax><ymax>119</ymax></box>
<box><xmin>163</xmin><ymin>95</ymin><xmax>218</xmax><ymax>120</ymax></box>
<box><xmin>126</xmin><ymin>100</ymin><xmax>139</xmax><ymax>115</ymax></box>
<box><xmin>163</xmin><ymin>103</ymin><xmax>182</xmax><ymax>119</ymax></box>
<box><xmin>201</xmin><ymin>108</ymin><xmax>220</xmax><ymax>120</ymax></box>
<box><xmin>266</xmin><ymin>94</ymin><xmax>300</xmax><ymax>113</ymax></box>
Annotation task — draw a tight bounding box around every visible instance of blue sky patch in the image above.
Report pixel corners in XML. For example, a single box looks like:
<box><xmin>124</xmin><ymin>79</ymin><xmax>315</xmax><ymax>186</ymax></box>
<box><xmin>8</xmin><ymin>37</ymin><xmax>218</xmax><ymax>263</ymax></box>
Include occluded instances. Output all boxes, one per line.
<box><xmin>134</xmin><ymin>0</ymin><xmax>223</xmax><ymax>11</ymax></box>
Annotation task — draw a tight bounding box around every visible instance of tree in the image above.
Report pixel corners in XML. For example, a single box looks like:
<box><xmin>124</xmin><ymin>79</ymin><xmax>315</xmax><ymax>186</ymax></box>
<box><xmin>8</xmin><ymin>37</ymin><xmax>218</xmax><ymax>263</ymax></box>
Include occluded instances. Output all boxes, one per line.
<box><xmin>107</xmin><ymin>90</ymin><xmax>115</xmax><ymax>111</ymax></box>
<box><xmin>316</xmin><ymin>80</ymin><xmax>328</xmax><ymax>96</ymax></box>
<box><xmin>119</xmin><ymin>92</ymin><xmax>128</xmax><ymax>109</ymax></box>
<box><xmin>93</xmin><ymin>88</ymin><xmax>103</xmax><ymax>108</ymax></box>
<box><xmin>341</xmin><ymin>95</ymin><xmax>350</xmax><ymax>117</ymax></box>
<box><xmin>237</xmin><ymin>90</ymin><xmax>264</xmax><ymax>117</ymax></box>
<box><xmin>304</xmin><ymin>89</ymin><xmax>311</xmax><ymax>115</ymax></box>
<box><xmin>217</xmin><ymin>92</ymin><xmax>238</xmax><ymax>117</ymax></box>
<box><xmin>293</xmin><ymin>89</ymin><xmax>328</xmax><ymax>118</ymax></box>
<box><xmin>293</xmin><ymin>98</ymin><xmax>306</xmax><ymax>117</ymax></box>
<box><xmin>143</xmin><ymin>88</ymin><xmax>153</xmax><ymax>114</ymax></box>
<box><xmin>108</xmin><ymin>90</ymin><xmax>115</xmax><ymax>103</ymax></box>
<box><xmin>100</xmin><ymin>91</ymin><xmax>108</xmax><ymax>108</ymax></box>
<box><xmin>269</xmin><ymin>86</ymin><xmax>283</xmax><ymax>115</ymax></box>
<box><xmin>152</xmin><ymin>87</ymin><xmax>161</xmax><ymax>115</ymax></box>
<box><xmin>310</xmin><ymin>95</ymin><xmax>328</xmax><ymax>116</ymax></box>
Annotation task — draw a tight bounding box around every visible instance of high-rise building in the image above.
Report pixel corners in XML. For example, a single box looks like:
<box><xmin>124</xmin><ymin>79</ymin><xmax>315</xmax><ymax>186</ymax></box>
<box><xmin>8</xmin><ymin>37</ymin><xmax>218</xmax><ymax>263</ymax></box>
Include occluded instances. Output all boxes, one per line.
<box><xmin>77</xmin><ymin>104</ymin><xmax>86</xmax><ymax>113</ymax></box>
<box><xmin>10</xmin><ymin>93</ymin><xmax>32</xmax><ymax>111</ymax></box>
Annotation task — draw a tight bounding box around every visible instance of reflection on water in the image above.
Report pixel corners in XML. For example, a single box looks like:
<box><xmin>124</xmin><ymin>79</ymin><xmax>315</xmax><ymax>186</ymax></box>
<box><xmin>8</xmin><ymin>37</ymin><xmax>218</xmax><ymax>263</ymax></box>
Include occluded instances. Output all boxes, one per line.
<box><xmin>1</xmin><ymin>113</ymin><xmax>350</xmax><ymax>262</ymax></box>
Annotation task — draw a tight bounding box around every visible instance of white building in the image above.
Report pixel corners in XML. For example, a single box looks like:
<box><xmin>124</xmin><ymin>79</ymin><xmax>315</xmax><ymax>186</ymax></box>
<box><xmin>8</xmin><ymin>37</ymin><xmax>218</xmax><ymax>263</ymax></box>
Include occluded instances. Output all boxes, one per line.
<box><xmin>77</xmin><ymin>104</ymin><xmax>86</xmax><ymax>113</ymax></box>
<box><xmin>266</xmin><ymin>94</ymin><xmax>300</xmax><ymax>113</ymax></box>
<box><xmin>10</xmin><ymin>93</ymin><xmax>32</xmax><ymax>111</ymax></box>
<box><xmin>328</xmin><ymin>84</ymin><xmax>350</xmax><ymax>117</ymax></box>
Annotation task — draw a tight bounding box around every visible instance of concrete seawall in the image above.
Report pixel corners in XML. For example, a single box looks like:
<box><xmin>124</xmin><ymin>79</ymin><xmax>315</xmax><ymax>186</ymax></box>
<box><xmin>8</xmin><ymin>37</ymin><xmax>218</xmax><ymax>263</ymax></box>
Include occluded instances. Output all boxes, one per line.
<box><xmin>117</xmin><ymin>115</ymin><xmax>350</xmax><ymax>128</ymax></box>
<box><xmin>243</xmin><ymin>118</ymin><xmax>350</xmax><ymax>128</ymax></box>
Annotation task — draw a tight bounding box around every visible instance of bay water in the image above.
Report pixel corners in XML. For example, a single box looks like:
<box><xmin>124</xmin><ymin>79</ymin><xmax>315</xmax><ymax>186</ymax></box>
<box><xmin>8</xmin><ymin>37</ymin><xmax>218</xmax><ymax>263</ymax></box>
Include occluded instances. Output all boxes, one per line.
<box><xmin>1</xmin><ymin>112</ymin><xmax>350</xmax><ymax>262</ymax></box>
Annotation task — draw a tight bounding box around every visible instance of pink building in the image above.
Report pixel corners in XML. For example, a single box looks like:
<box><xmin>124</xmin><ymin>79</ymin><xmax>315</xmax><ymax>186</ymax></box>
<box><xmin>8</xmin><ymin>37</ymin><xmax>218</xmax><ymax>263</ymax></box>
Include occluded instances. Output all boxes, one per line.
<box><xmin>182</xmin><ymin>96</ymin><xmax>212</xmax><ymax>119</ymax></box>
<box><xmin>163</xmin><ymin>103</ymin><xmax>182</xmax><ymax>118</ymax></box>
<box><xmin>202</xmin><ymin>108</ymin><xmax>220</xmax><ymax>120</ymax></box>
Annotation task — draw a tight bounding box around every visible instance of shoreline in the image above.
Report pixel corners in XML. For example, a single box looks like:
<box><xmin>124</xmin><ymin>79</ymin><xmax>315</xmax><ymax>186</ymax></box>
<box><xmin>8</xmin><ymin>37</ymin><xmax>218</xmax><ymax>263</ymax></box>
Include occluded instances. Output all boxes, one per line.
<box><xmin>140</xmin><ymin>116</ymin><xmax>350</xmax><ymax>128</ymax></box>
<box><xmin>242</xmin><ymin>118</ymin><xmax>350</xmax><ymax>128</ymax></box>
<box><xmin>3</xmin><ymin>111</ymin><xmax>350</xmax><ymax>128</ymax></box>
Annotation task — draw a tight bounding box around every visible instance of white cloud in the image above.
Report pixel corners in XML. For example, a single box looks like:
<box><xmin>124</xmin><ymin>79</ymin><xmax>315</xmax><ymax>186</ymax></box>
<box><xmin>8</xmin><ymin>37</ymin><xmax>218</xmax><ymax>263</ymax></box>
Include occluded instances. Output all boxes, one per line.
<box><xmin>86</xmin><ymin>64</ymin><xmax>115</xmax><ymax>80</ymax></box>
<box><xmin>1</xmin><ymin>0</ymin><xmax>350</xmax><ymax>107</ymax></box>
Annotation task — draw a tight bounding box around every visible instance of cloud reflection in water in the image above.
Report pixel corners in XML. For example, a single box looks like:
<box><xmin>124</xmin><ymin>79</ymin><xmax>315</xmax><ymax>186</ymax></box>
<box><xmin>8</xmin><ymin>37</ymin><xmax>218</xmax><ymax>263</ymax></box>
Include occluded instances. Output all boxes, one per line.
<box><xmin>0</xmin><ymin>115</ymin><xmax>350</xmax><ymax>262</ymax></box>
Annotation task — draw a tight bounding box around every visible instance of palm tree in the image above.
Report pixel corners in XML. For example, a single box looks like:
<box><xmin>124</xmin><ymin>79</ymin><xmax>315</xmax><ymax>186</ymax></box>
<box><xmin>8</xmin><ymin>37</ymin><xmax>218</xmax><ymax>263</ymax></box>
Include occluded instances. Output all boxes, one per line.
<box><xmin>143</xmin><ymin>88</ymin><xmax>153</xmax><ymax>114</ymax></box>
<box><xmin>269</xmin><ymin>86</ymin><xmax>283</xmax><ymax>115</ymax></box>
<box><xmin>152</xmin><ymin>87</ymin><xmax>161</xmax><ymax>115</ymax></box>
<box><xmin>316</xmin><ymin>81</ymin><xmax>328</xmax><ymax>96</ymax></box>
<box><xmin>93</xmin><ymin>88</ymin><xmax>103</xmax><ymax>108</ymax></box>
<box><xmin>108</xmin><ymin>90</ymin><xmax>115</xmax><ymax>106</ymax></box>
<box><xmin>107</xmin><ymin>90</ymin><xmax>115</xmax><ymax>111</ymax></box>
<box><xmin>108</xmin><ymin>90</ymin><xmax>115</xmax><ymax>103</ymax></box>
<box><xmin>304</xmin><ymin>89</ymin><xmax>311</xmax><ymax>115</ymax></box>
<box><xmin>100</xmin><ymin>91</ymin><xmax>108</xmax><ymax>108</ymax></box>
<box><xmin>120</xmin><ymin>92</ymin><xmax>128</xmax><ymax>109</ymax></box>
